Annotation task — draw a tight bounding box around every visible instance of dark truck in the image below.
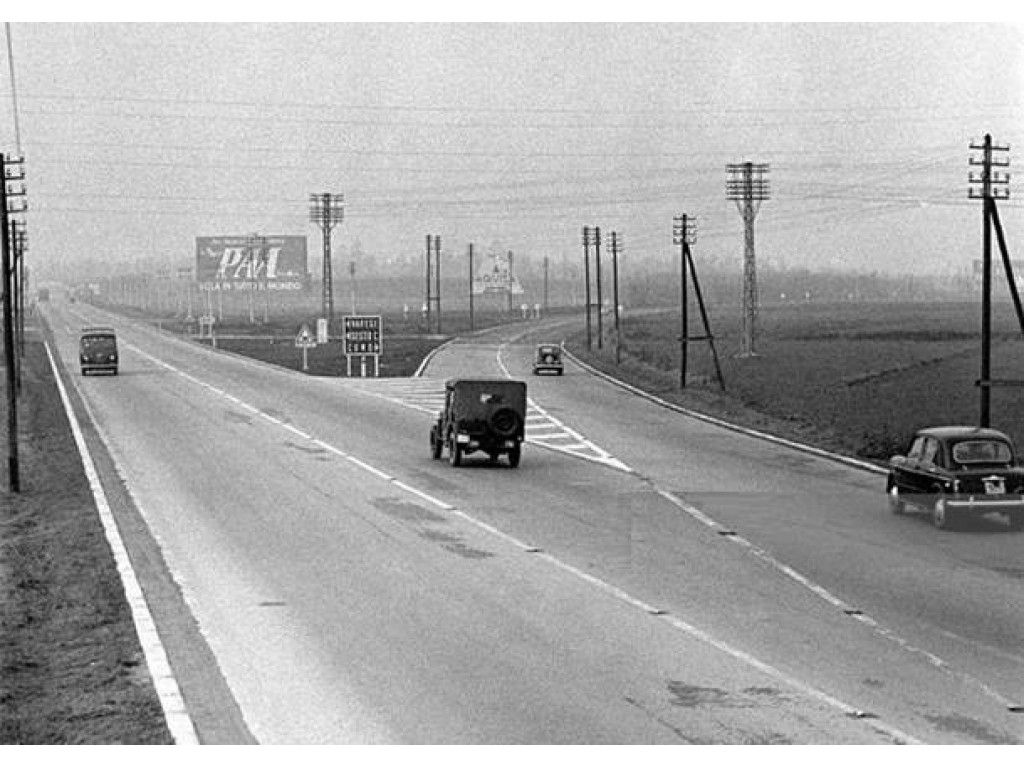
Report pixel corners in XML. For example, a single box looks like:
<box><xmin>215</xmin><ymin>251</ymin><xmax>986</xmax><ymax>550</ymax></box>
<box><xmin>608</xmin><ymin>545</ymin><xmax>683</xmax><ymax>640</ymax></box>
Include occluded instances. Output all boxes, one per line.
<box><xmin>79</xmin><ymin>326</ymin><xmax>119</xmax><ymax>375</ymax></box>
<box><xmin>430</xmin><ymin>378</ymin><xmax>527</xmax><ymax>468</ymax></box>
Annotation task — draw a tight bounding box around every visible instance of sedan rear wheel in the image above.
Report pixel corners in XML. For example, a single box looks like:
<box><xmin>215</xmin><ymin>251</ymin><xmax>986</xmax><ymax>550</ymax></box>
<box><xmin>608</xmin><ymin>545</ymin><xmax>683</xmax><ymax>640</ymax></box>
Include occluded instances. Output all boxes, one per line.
<box><xmin>932</xmin><ymin>496</ymin><xmax>957</xmax><ymax>531</ymax></box>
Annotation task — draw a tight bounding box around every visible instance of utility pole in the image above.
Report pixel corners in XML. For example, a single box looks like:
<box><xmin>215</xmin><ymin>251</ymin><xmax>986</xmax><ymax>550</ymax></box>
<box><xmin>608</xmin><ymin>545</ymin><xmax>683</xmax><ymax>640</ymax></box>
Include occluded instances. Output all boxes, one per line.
<box><xmin>969</xmin><ymin>134</ymin><xmax>1010</xmax><ymax>427</ymax></box>
<box><xmin>5</xmin><ymin>24</ymin><xmax>22</xmax><ymax>155</ymax></box>
<box><xmin>543</xmin><ymin>255</ymin><xmax>549</xmax><ymax>315</ymax></box>
<box><xmin>1</xmin><ymin>152</ymin><xmax>26</xmax><ymax>492</ymax></box>
<box><xmin>673</xmin><ymin>214</ymin><xmax>694</xmax><ymax>388</ymax></box>
<box><xmin>673</xmin><ymin>213</ymin><xmax>725</xmax><ymax>392</ymax></box>
<box><xmin>594</xmin><ymin>226</ymin><xmax>603</xmax><ymax>349</ymax></box>
<box><xmin>348</xmin><ymin>260</ymin><xmax>357</xmax><ymax>315</ymax></box>
<box><xmin>582</xmin><ymin>227</ymin><xmax>593</xmax><ymax>349</ymax></box>
<box><xmin>506</xmin><ymin>250</ymin><xmax>514</xmax><ymax>316</ymax></box>
<box><xmin>425</xmin><ymin>235</ymin><xmax>432</xmax><ymax>331</ymax></box>
<box><xmin>425</xmin><ymin>235</ymin><xmax>441</xmax><ymax>334</ymax></box>
<box><xmin>468</xmin><ymin>243</ymin><xmax>475</xmax><ymax>332</ymax></box>
<box><xmin>610</xmin><ymin>232</ymin><xmax>621</xmax><ymax>363</ymax></box>
<box><xmin>12</xmin><ymin>220</ymin><xmax>26</xmax><ymax>362</ymax></box>
<box><xmin>308</xmin><ymin>193</ymin><xmax>344</xmax><ymax>334</ymax></box>
<box><xmin>436</xmin><ymin>239</ymin><xmax>442</xmax><ymax>334</ymax></box>
<box><xmin>727</xmin><ymin>162</ymin><xmax>771</xmax><ymax>357</ymax></box>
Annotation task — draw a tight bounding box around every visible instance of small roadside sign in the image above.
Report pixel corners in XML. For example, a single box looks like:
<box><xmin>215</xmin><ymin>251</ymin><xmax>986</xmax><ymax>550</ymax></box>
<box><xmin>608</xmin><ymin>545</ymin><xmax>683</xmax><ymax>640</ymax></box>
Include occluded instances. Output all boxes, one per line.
<box><xmin>198</xmin><ymin>315</ymin><xmax>216</xmax><ymax>344</ymax></box>
<box><xmin>295</xmin><ymin>323</ymin><xmax>316</xmax><ymax>371</ymax></box>
<box><xmin>295</xmin><ymin>324</ymin><xmax>316</xmax><ymax>348</ymax></box>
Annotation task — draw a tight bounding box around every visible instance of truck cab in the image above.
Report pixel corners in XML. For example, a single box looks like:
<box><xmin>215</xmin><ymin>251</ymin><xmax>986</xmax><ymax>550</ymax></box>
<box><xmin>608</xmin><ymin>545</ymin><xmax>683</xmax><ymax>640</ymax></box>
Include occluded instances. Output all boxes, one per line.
<box><xmin>79</xmin><ymin>326</ymin><xmax>119</xmax><ymax>375</ymax></box>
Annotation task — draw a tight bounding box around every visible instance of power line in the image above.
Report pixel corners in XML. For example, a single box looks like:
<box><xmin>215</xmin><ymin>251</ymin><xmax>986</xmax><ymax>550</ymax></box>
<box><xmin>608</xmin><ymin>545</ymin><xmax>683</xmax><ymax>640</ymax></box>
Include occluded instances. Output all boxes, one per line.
<box><xmin>18</xmin><ymin>104</ymin><xmax>1020</xmax><ymax>133</ymax></box>
<box><xmin>12</xmin><ymin>90</ymin><xmax>1022</xmax><ymax>118</ymax></box>
<box><xmin>21</xmin><ymin>138</ymin><xmax>974</xmax><ymax>164</ymax></box>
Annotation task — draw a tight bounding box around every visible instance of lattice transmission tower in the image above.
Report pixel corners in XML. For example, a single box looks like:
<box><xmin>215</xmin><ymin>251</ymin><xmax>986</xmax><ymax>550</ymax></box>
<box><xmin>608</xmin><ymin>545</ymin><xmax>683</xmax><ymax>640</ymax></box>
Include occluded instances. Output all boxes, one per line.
<box><xmin>726</xmin><ymin>162</ymin><xmax>770</xmax><ymax>357</ymax></box>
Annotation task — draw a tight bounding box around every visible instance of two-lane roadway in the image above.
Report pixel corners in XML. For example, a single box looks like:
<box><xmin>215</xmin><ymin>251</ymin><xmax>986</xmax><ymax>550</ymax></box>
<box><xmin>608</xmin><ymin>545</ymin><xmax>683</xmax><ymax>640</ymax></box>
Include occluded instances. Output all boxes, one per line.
<box><xmin>41</xmin><ymin>299</ymin><xmax>1024</xmax><ymax>744</ymax></box>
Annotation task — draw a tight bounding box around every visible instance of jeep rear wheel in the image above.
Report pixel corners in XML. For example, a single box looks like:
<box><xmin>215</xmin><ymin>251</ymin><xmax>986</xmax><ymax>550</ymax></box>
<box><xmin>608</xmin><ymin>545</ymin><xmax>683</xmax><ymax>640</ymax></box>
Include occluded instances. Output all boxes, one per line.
<box><xmin>430</xmin><ymin>427</ymin><xmax>443</xmax><ymax>460</ymax></box>
<box><xmin>448</xmin><ymin>435</ymin><xmax>462</xmax><ymax>467</ymax></box>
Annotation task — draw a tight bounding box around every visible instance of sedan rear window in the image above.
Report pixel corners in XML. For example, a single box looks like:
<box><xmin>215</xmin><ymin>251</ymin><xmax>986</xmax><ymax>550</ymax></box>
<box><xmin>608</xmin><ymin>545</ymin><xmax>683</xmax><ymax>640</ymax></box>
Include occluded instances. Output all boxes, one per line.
<box><xmin>952</xmin><ymin>440</ymin><xmax>1013</xmax><ymax>465</ymax></box>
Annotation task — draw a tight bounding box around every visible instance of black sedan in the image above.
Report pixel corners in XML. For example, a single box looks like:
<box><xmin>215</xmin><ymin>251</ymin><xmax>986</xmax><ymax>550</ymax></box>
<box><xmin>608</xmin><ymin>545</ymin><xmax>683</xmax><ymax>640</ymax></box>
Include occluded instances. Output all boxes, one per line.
<box><xmin>886</xmin><ymin>426</ymin><xmax>1024</xmax><ymax>531</ymax></box>
<box><xmin>532</xmin><ymin>344</ymin><xmax>564</xmax><ymax>376</ymax></box>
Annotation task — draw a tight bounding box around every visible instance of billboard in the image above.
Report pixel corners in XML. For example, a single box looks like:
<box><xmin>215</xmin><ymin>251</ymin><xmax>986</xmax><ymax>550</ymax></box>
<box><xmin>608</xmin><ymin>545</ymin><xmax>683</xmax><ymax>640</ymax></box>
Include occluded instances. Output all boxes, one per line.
<box><xmin>196</xmin><ymin>235</ymin><xmax>308</xmax><ymax>291</ymax></box>
<box><xmin>473</xmin><ymin>251</ymin><xmax>524</xmax><ymax>295</ymax></box>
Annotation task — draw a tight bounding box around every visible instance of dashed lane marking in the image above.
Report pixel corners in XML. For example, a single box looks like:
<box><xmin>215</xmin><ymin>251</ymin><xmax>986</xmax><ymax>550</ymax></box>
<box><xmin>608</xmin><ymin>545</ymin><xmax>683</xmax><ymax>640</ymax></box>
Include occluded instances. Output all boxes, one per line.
<box><xmin>339</xmin><ymin>376</ymin><xmax>632</xmax><ymax>472</ymax></box>
<box><xmin>113</xmin><ymin>344</ymin><xmax>922</xmax><ymax>745</ymax></box>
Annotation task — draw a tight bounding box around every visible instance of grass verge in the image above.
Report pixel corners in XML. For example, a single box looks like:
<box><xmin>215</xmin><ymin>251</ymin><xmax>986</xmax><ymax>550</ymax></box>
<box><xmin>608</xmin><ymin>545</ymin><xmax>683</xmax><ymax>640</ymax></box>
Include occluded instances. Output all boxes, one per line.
<box><xmin>0</xmin><ymin>336</ymin><xmax>172</xmax><ymax>744</ymax></box>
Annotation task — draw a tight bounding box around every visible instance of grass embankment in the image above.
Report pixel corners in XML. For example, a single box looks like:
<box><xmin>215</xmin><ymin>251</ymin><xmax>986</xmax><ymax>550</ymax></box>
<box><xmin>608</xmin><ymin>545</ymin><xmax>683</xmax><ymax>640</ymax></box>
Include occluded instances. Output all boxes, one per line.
<box><xmin>0</xmin><ymin>338</ymin><xmax>172</xmax><ymax>744</ymax></box>
<box><xmin>567</xmin><ymin>301</ymin><xmax>1024</xmax><ymax>463</ymax></box>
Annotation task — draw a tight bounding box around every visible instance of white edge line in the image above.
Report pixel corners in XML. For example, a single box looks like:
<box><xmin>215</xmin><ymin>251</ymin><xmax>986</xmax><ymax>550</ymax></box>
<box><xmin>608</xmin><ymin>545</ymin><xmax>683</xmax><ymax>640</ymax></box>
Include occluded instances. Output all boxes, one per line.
<box><xmin>390</xmin><ymin>480</ymin><xmax>454</xmax><ymax>511</ymax></box>
<box><xmin>346</xmin><ymin>455</ymin><xmax>393</xmax><ymax>481</ymax></box>
<box><xmin>561</xmin><ymin>346</ymin><xmax>887</xmax><ymax>476</ymax></box>
<box><xmin>44</xmin><ymin>341</ymin><xmax>199</xmax><ymax>745</ymax></box>
<box><xmin>413</xmin><ymin>336</ymin><xmax>457</xmax><ymax>378</ymax></box>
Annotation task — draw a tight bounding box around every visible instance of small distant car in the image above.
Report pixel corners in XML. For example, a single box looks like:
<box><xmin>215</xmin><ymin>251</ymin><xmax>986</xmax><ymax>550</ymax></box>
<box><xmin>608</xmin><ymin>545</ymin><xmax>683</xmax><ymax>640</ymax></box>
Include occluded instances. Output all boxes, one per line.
<box><xmin>430</xmin><ymin>378</ymin><xmax>526</xmax><ymax>467</ymax></box>
<box><xmin>532</xmin><ymin>343</ymin><xmax>563</xmax><ymax>376</ymax></box>
<box><xmin>80</xmin><ymin>326</ymin><xmax>119</xmax><ymax>376</ymax></box>
<box><xmin>886</xmin><ymin>426</ymin><xmax>1024</xmax><ymax>531</ymax></box>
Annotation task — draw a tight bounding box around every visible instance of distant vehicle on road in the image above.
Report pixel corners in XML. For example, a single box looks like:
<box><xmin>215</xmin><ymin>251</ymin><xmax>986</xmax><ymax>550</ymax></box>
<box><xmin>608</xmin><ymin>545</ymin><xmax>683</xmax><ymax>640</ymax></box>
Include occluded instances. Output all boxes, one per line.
<box><xmin>431</xmin><ymin>378</ymin><xmax>526</xmax><ymax>467</ymax></box>
<box><xmin>887</xmin><ymin>425</ymin><xmax>1024</xmax><ymax>531</ymax></box>
<box><xmin>79</xmin><ymin>326</ymin><xmax>119</xmax><ymax>376</ymax></box>
<box><xmin>532</xmin><ymin>343</ymin><xmax>564</xmax><ymax>376</ymax></box>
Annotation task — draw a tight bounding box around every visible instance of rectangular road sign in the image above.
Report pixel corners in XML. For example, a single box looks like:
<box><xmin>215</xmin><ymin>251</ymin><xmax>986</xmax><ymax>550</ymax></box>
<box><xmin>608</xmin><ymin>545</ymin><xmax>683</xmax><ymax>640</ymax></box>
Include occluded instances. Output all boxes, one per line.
<box><xmin>342</xmin><ymin>315</ymin><xmax>382</xmax><ymax>356</ymax></box>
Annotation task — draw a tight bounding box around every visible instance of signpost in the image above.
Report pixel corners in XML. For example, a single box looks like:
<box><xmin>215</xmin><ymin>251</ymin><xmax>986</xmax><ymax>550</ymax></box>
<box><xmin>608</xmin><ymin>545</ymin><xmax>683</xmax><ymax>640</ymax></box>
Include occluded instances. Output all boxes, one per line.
<box><xmin>295</xmin><ymin>323</ymin><xmax>316</xmax><ymax>371</ymax></box>
<box><xmin>199</xmin><ymin>314</ymin><xmax>216</xmax><ymax>348</ymax></box>
<box><xmin>342</xmin><ymin>315</ymin><xmax>382</xmax><ymax>377</ymax></box>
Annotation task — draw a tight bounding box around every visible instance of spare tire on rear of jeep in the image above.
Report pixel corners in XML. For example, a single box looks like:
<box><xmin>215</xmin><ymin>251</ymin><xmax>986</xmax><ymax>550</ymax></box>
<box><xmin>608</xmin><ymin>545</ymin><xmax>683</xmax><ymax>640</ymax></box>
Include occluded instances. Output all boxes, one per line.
<box><xmin>490</xmin><ymin>407</ymin><xmax>522</xmax><ymax>439</ymax></box>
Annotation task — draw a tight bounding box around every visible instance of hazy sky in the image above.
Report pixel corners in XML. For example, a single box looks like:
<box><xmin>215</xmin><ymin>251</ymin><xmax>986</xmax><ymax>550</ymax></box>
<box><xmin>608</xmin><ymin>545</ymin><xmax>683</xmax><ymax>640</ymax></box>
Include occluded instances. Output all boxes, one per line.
<box><xmin>2</xmin><ymin>22</ymin><xmax>1022</xmax><ymax>280</ymax></box>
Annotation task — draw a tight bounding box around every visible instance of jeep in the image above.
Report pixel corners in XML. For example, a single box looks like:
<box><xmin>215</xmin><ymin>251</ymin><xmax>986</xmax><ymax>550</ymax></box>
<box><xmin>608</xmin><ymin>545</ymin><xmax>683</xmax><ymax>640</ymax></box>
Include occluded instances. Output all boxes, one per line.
<box><xmin>430</xmin><ymin>378</ymin><xmax>526</xmax><ymax>468</ymax></box>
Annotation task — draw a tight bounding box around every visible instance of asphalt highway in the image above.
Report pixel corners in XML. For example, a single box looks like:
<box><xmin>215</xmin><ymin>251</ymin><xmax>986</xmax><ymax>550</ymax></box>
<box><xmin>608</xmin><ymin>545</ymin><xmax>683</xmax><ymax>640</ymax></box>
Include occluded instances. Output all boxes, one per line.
<box><xmin>42</xmin><ymin>300</ymin><xmax>1024</xmax><ymax>744</ymax></box>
